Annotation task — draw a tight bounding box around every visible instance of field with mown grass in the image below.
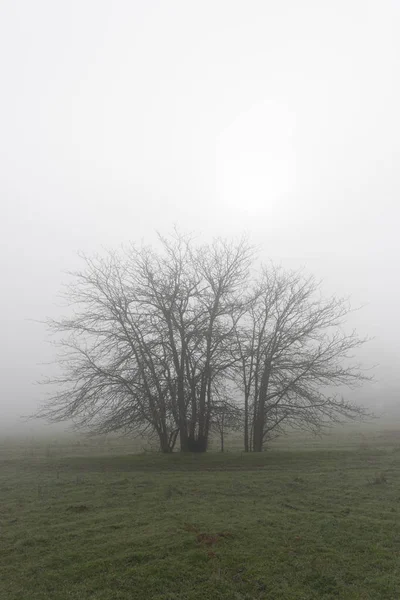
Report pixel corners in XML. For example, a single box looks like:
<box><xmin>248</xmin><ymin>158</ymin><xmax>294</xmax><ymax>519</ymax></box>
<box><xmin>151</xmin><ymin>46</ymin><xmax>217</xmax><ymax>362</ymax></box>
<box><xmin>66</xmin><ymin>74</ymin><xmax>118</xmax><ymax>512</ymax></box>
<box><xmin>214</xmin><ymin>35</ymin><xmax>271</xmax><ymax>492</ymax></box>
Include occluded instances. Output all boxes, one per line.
<box><xmin>1</xmin><ymin>424</ymin><xmax>400</xmax><ymax>599</ymax></box>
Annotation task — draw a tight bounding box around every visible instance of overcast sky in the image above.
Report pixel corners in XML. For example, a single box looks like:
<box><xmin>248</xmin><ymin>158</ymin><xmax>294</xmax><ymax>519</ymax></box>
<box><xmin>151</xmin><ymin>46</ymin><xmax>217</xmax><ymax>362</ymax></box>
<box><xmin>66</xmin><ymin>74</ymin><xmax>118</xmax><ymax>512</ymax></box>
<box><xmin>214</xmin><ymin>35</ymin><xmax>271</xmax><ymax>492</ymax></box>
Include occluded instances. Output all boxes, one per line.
<box><xmin>1</xmin><ymin>0</ymin><xmax>399</xmax><ymax>428</ymax></box>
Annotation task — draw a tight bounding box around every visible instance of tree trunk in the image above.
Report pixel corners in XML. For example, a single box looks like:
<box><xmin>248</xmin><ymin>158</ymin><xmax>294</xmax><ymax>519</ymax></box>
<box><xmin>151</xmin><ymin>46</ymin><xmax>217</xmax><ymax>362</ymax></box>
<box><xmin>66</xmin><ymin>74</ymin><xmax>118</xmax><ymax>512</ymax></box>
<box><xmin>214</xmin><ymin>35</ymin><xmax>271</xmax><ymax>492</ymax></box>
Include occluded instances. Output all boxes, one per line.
<box><xmin>168</xmin><ymin>429</ymin><xmax>179</xmax><ymax>453</ymax></box>
<box><xmin>220</xmin><ymin>413</ymin><xmax>225</xmax><ymax>452</ymax></box>
<box><xmin>160</xmin><ymin>441</ymin><xmax>173</xmax><ymax>453</ymax></box>
<box><xmin>252</xmin><ymin>420</ymin><xmax>264</xmax><ymax>452</ymax></box>
<box><xmin>220</xmin><ymin>430</ymin><xmax>224</xmax><ymax>452</ymax></box>
<box><xmin>252</xmin><ymin>361</ymin><xmax>271</xmax><ymax>452</ymax></box>
<box><xmin>179</xmin><ymin>420</ymin><xmax>190</xmax><ymax>452</ymax></box>
<box><xmin>177</xmin><ymin>364</ymin><xmax>189</xmax><ymax>451</ymax></box>
<box><xmin>244</xmin><ymin>392</ymin><xmax>249</xmax><ymax>452</ymax></box>
<box><xmin>158</xmin><ymin>428</ymin><xmax>174</xmax><ymax>453</ymax></box>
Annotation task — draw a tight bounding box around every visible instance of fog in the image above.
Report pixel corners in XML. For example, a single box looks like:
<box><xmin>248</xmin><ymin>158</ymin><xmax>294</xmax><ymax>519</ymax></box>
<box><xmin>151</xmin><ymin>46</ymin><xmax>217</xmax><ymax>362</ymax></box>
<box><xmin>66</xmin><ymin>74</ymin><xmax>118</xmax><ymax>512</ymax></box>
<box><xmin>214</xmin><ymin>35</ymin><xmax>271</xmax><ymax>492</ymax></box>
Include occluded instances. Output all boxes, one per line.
<box><xmin>1</xmin><ymin>0</ymin><xmax>399</xmax><ymax>432</ymax></box>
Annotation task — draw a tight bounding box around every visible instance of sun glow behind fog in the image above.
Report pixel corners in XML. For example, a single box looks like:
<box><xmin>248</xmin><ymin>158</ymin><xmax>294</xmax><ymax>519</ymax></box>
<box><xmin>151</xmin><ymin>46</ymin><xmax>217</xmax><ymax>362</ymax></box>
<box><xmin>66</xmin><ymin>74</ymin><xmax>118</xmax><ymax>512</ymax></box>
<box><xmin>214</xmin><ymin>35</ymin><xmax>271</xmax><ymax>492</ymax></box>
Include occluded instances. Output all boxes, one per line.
<box><xmin>216</xmin><ymin>100</ymin><xmax>297</xmax><ymax>221</ymax></box>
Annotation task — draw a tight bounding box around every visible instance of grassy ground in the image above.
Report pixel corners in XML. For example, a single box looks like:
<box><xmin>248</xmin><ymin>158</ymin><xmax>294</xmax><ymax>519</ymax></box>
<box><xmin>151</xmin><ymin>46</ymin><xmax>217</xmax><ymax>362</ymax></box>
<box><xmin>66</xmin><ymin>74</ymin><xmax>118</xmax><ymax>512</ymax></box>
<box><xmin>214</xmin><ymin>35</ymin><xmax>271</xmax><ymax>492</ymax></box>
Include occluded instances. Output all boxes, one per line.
<box><xmin>1</xmin><ymin>426</ymin><xmax>400</xmax><ymax>599</ymax></box>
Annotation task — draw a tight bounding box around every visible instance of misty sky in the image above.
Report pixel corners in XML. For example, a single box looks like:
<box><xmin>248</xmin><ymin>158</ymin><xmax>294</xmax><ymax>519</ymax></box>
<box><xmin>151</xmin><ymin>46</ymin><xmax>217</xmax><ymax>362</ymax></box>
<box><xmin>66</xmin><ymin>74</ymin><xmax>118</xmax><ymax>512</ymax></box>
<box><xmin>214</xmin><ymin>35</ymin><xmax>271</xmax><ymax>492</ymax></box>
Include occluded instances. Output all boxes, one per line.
<box><xmin>1</xmin><ymin>0</ymin><xmax>399</xmax><ymax>427</ymax></box>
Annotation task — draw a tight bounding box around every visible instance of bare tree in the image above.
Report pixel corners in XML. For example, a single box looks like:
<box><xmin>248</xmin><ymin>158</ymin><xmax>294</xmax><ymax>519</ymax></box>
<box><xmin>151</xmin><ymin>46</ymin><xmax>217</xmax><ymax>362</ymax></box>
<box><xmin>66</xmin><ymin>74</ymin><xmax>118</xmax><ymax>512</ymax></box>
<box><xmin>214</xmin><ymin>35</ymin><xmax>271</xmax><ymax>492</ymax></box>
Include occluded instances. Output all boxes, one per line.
<box><xmin>235</xmin><ymin>267</ymin><xmax>371</xmax><ymax>452</ymax></box>
<box><xmin>39</xmin><ymin>232</ymin><xmax>253</xmax><ymax>452</ymax></box>
<box><xmin>185</xmin><ymin>237</ymin><xmax>252</xmax><ymax>450</ymax></box>
<box><xmin>39</xmin><ymin>250</ymin><xmax>180</xmax><ymax>452</ymax></box>
<box><xmin>38</xmin><ymin>233</ymin><xmax>370</xmax><ymax>453</ymax></box>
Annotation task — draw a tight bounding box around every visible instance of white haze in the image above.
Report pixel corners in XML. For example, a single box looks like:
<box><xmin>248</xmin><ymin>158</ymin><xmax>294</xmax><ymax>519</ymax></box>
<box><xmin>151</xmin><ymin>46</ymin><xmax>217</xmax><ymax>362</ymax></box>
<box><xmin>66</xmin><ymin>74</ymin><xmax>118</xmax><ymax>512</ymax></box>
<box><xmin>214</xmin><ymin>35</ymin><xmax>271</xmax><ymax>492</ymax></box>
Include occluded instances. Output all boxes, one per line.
<box><xmin>1</xmin><ymin>0</ymin><xmax>399</xmax><ymax>431</ymax></box>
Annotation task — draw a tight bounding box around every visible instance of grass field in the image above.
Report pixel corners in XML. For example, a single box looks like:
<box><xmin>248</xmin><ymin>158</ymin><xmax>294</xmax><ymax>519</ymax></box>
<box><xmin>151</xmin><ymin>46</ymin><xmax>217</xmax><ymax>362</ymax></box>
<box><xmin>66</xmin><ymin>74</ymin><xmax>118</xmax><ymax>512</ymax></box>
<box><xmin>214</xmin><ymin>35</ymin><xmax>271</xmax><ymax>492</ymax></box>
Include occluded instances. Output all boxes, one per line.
<box><xmin>1</xmin><ymin>425</ymin><xmax>400</xmax><ymax>599</ymax></box>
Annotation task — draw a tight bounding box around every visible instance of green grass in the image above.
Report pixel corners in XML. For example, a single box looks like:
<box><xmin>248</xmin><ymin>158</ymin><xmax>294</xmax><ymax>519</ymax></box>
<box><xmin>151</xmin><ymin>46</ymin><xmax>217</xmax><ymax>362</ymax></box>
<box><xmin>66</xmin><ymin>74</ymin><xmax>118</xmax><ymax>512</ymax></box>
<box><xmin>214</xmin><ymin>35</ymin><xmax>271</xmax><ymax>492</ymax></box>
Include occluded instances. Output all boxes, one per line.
<box><xmin>1</xmin><ymin>428</ymin><xmax>400</xmax><ymax>599</ymax></box>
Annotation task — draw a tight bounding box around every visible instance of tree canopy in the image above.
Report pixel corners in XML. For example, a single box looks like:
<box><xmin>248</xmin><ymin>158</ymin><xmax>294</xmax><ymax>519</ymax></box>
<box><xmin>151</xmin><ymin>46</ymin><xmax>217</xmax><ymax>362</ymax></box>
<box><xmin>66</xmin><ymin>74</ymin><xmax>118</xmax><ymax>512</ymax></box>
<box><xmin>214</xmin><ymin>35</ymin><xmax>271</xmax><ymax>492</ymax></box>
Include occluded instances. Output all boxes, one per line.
<box><xmin>39</xmin><ymin>232</ymin><xmax>370</xmax><ymax>452</ymax></box>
